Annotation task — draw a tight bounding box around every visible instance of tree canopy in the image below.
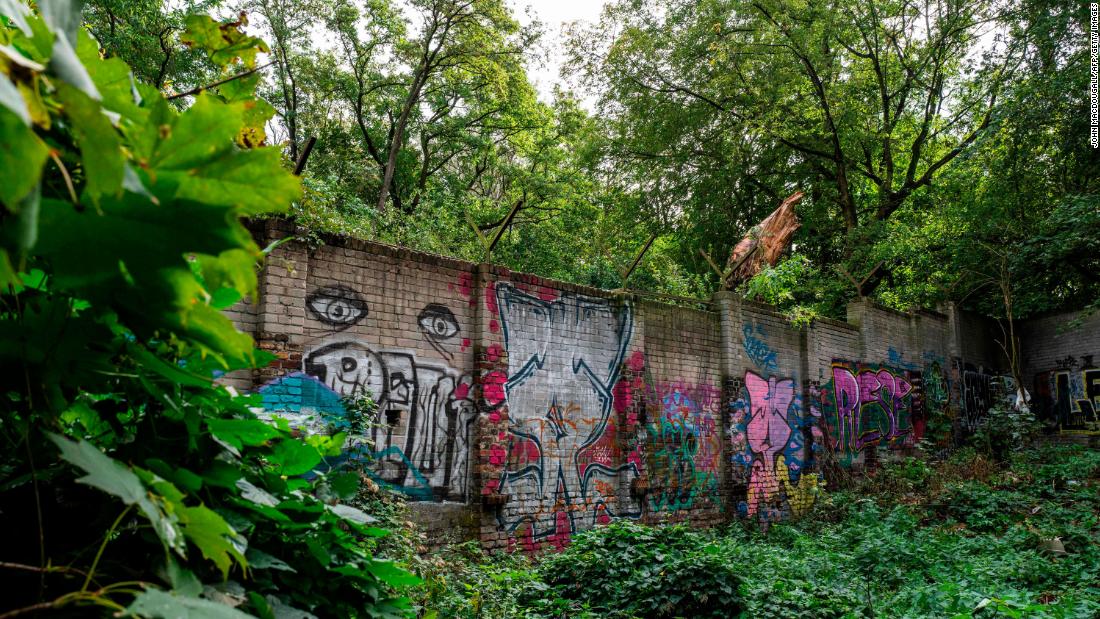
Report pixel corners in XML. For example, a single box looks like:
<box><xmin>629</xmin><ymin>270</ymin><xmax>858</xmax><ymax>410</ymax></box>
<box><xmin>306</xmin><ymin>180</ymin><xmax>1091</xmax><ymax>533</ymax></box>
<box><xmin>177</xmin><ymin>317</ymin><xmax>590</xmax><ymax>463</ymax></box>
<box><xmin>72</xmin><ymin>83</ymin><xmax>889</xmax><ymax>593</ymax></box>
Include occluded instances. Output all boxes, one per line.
<box><xmin>79</xmin><ymin>0</ymin><xmax>1099</xmax><ymax>320</ymax></box>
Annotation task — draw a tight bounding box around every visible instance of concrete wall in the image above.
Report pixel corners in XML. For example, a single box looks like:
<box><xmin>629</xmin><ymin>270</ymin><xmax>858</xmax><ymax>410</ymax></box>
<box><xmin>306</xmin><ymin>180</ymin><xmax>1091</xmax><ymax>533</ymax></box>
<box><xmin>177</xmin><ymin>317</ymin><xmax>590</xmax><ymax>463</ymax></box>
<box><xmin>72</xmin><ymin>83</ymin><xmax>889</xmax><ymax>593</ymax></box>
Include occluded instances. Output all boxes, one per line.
<box><xmin>231</xmin><ymin>221</ymin><xmax>1095</xmax><ymax>551</ymax></box>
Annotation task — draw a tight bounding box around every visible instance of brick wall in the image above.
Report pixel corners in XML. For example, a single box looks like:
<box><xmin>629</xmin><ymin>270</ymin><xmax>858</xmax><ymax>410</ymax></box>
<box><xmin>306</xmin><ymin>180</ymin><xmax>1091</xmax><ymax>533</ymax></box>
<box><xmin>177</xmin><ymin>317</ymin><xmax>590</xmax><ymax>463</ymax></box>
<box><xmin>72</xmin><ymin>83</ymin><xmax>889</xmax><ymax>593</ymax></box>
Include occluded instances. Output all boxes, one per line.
<box><xmin>229</xmin><ymin>224</ymin><xmax>1094</xmax><ymax>551</ymax></box>
<box><xmin>635</xmin><ymin>301</ymin><xmax>725</xmax><ymax>526</ymax></box>
<box><xmin>1020</xmin><ymin>310</ymin><xmax>1100</xmax><ymax>433</ymax></box>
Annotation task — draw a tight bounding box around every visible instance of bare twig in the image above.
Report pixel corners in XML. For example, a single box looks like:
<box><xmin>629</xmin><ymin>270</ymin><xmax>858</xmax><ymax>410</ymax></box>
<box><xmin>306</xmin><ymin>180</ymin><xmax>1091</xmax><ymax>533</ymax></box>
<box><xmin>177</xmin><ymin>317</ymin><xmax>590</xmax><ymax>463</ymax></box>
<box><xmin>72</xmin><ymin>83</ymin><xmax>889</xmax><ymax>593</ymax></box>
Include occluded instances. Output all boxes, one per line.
<box><xmin>166</xmin><ymin>60</ymin><xmax>277</xmax><ymax>100</ymax></box>
<box><xmin>49</xmin><ymin>151</ymin><xmax>78</xmax><ymax>204</ymax></box>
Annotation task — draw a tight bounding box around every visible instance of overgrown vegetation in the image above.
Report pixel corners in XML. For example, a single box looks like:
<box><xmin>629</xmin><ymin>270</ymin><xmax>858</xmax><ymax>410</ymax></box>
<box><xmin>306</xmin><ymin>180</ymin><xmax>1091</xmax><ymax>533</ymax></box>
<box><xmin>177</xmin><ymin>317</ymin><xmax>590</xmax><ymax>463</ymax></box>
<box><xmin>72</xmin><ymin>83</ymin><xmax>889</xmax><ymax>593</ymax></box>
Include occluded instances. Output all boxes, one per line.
<box><xmin>0</xmin><ymin>4</ymin><xmax>416</xmax><ymax>616</ymax></box>
<box><xmin>80</xmin><ymin>0</ymin><xmax>1098</xmax><ymax>320</ymax></box>
<box><xmin>413</xmin><ymin>445</ymin><xmax>1100</xmax><ymax>618</ymax></box>
<box><xmin>1</xmin><ymin>0</ymin><xmax>1097</xmax><ymax>617</ymax></box>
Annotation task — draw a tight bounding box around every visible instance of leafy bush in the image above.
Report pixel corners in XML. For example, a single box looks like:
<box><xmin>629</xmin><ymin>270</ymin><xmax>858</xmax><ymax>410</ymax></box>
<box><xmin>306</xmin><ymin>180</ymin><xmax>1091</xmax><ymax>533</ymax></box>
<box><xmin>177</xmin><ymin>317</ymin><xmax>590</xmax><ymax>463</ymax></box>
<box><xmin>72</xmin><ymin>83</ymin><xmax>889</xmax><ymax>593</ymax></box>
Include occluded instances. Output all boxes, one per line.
<box><xmin>424</xmin><ymin>445</ymin><xmax>1100</xmax><ymax>619</ymax></box>
<box><xmin>530</xmin><ymin>522</ymin><xmax>742</xmax><ymax>618</ymax></box>
<box><xmin>972</xmin><ymin>404</ymin><xmax>1039</xmax><ymax>461</ymax></box>
<box><xmin>0</xmin><ymin>4</ymin><xmax>416</xmax><ymax>616</ymax></box>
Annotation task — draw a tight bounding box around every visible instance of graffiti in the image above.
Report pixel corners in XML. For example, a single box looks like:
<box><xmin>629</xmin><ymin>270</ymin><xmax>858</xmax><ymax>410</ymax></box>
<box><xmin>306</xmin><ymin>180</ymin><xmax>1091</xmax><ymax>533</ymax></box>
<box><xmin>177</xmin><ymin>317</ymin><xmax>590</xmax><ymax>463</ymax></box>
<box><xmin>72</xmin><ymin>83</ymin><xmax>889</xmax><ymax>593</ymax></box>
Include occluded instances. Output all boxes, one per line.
<box><xmin>645</xmin><ymin>383</ymin><xmax>722</xmax><ymax>513</ymax></box>
<box><xmin>958</xmin><ymin>363</ymin><xmax>1016</xmax><ymax>431</ymax></box>
<box><xmin>306</xmin><ymin>285</ymin><xmax>368</xmax><ymax>330</ymax></box>
<box><xmin>491</xmin><ymin>283</ymin><xmax>640</xmax><ymax>550</ymax></box>
<box><xmin>300</xmin><ymin>342</ymin><xmax>476</xmax><ymax>500</ymax></box>
<box><xmin>923</xmin><ymin>362</ymin><xmax>949</xmax><ymax>414</ymax></box>
<box><xmin>729</xmin><ymin>371</ymin><xmax>820</xmax><ymax>521</ymax></box>
<box><xmin>745</xmin><ymin>373</ymin><xmax>794</xmax><ymax>517</ymax></box>
<box><xmin>258</xmin><ymin>372</ymin><xmax>350</xmax><ymax>434</ymax></box>
<box><xmin>742</xmin><ymin>323</ymin><xmax>778</xmax><ymax>371</ymax></box>
<box><xmin>417</xmin><ymin>303</ymin><xmax>461</xmax><ymax>359</ymax></box>
<box><xmin>1035</xmin><ymin>365</ymin><xmax>1100</xmax><ymax>430</ymax></box>
<box><xmin>826</xmin><ymin>361</ymin><xmax>922</xmax><ymax>457</ymax></box>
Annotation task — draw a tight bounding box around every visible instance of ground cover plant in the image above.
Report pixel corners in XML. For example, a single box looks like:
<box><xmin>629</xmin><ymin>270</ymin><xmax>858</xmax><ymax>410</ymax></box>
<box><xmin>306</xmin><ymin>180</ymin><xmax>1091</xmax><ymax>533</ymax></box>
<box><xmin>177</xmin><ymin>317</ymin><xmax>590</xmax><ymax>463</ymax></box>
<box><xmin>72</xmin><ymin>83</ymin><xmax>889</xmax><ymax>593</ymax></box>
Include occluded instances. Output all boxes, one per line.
<box><xmin>413</xmin><ymin>445</ymin><xmax>1100</xmax><ymax>618</ymax></box>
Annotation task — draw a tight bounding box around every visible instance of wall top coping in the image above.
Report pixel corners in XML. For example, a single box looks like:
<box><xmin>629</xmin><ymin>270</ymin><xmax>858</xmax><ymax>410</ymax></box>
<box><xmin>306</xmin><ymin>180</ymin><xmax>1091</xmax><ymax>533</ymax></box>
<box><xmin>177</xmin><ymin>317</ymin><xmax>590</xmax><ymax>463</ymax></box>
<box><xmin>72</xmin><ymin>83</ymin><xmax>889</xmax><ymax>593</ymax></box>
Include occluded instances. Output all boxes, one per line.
<box><xmin>811</xmin><ymin>315</ymin><xmax>860</xmax><ymax>332</ymax></box>
<box><xmin>251</xmin><ymin>217</ymin><xmax>1005</xmax><ymax>329</ymax></box>
<box><xmin>854</xmin><ymin>297</ymin><xmax>948</xmax><ymax>321</ymax></box>
<box><xmin>638</xmin><ymin>297</ymin><xmax>719</xmax><ymax>318</ymax></box>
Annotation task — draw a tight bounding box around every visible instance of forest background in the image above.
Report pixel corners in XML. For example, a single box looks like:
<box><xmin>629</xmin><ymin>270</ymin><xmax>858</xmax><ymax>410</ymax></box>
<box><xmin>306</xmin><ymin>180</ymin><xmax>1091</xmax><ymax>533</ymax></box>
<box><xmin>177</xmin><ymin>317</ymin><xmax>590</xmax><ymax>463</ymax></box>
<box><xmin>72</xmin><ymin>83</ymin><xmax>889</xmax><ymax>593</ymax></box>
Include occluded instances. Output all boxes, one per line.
<box><xmin>87</xmin><ymin>0</ymin><xmax>1099</xmax><ymax>322</ymax></box>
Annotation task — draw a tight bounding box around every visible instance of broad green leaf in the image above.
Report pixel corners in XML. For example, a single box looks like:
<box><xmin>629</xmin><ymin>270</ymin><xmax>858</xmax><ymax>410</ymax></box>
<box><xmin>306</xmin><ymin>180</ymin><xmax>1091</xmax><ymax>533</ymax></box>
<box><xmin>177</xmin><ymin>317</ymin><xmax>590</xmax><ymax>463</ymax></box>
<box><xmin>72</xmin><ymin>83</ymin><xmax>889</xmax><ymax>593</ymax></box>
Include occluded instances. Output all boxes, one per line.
<box><xmin>326</xmin><ymin>503</ymin><xmax>376</xmax><ymax>526</ymax></box>
<box><xmin>127</xmin><ymin>87</ymin><xmax>177</xmax><ymax>165</ymax></box>
<box><xmin>0</xmin><ymin>107</ymin><xmax>47</xmax><ymax>208</ymax></box>
<box><xmin>367</xmin><ymin>560</ymin><xmax>422</xmax><ymax>588</ymax></box>
<box><xmin>180</xmin><ymin>14</ymin><xmax>270</xmax><ymax>69</ymax></box>
<box><xmin>0</xmin><ymin>42</ymin><xmax>46</xmax><ymax>70</ymax></box>
<box><xmin>328</xmin><ymin>472</ymin><xmax>359</xmax><ymax>500</ymax></box>
<box><xmin>56</xmin><ymin>83</ymin><xmax>123</xmax><ymax>203</ymax></box>
<box><xmin>168</xmin><ymin>147</ymin><xmax>302</xmax><ymax>216</ymax></box>
<box><xmin>235</xmin><ymin>479</ymin><xmax>279</xmax><ymax>506</ymax></box>
<box><xmin>178</xmin><ymin>503</ymin><xmax>248</xmax><ymax>579</ymax></box>
<box><xmin>207</xmin><ymin>418</ymin><xmax>281</xmax><ymax>449</ymax></box>
<box><xmin>14</xmin><ymin>13</ymin><xmax>53</xmax><ymax>62</ymax></box>
<box><xmin>34</xmin><ymin>194</ymin><xmax>261</xmax><ymax>366</ymax></box>
<box><xmin>211</xmin><ymin>287</ymin><xmax>243</xmax><ymax>309</ymax></box>
<box><xmin>126</xmin><ymin>589</ymin><xmax>256</xmax><ymax>619</ymax></box>
<box><xmin>261</xmin><ymin>595</ymin><xmax>317</xmax><ymax>619</ymax></box>
<box><xmin>48</xmin><ymin>32</ymin><xmax>100</xmax><ymax>100</ymax></box>
<box><xmin>48</xmin><ymin>433</ymin><xmax>186</xmax><ymax>555</ymax></box>
<box><xmin>38</xmin><ymin>0</ymin><xmax>82</xmax><ymax>45</ymax></box>
<box><xmin>60</xmin><ymin>400</ymin><xmax>113</xmax><ymax>439</ymax></box>
<box><xmin>216</xmin><ymin>72</ymin><xmax>260</xmax><ymax>103</ymax></box>
<box><xmin>268</xmin><ymin>439</ymin><xmax>322</xmax><ymax>476</ymax></box>
<box><xmin>50</xmin><ymin>432</ymin><xmax>147</xmax><ymax>503</ymax></box>
<box><xmin>165</xmin><ymin>557</ymin><xmax>203</xmax><ymax>597</ymax></box>
<box><xmin>0</xmin><ymin>0</ymin><xmax>32</xmax><ymax>36</ymax></box>
<box><xmin>203</xmin><ymin>461</ymin><xmax>244</xmax><ymax>489</ymax></box>
<box><xmin>128</xmin><ymin>343</ymin><xmax>214</xmax><ymax>387</ymax></box>
<box><xmin>304</xmin><ymin>431</ymin><xmax>345</xmax><ymax>457</ymax></box>
<box><xmin>76</xmin><ymin>29</ymin><xmax>141</xmax><ymax>121</ymax></box>
<box><xmin>237</xmin><ymin>99</ymin><xmax>275</xmax><ymax>148</ymax></box>
<box><xmin>194</xmin><ymin>249</ymin><xmax>258</xmax><ymax>303</ymax></box>
<box><xmin>4</xmin><ymin>183</ymin><xmax>40</xmax><ymax>252</ymax></box>
<box><xmin>0</xmin><ymin>249</ymin><xmax>17</xmax><ymax>287</ymax></box>
<box><xmin>148</xmin><ymin>93</ymin><xmax>241</xmax><ymax>171</ymax></box>
<box><xmin>245</xmin><ymin>548</ymin><xmax>296</xmax><ymax>573</ymax></box>
<box><xmin>146</xmin><ymin>459</ymin><xmax>204</xmax><ymax>493</ymax></box>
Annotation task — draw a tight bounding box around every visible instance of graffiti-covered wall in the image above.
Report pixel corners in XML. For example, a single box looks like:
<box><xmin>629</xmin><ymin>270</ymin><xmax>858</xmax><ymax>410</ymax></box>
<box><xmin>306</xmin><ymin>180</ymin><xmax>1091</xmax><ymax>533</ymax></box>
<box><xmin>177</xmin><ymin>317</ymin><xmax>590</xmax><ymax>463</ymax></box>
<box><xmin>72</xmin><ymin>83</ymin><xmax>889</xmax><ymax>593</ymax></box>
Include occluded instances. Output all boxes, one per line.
<box><xmin>231</xmin><ymin>221</ymin><xmax>1092</xmax><ymax>551</ymax></box>
<box><xmin>1020</xmin><ymin>311</ymin><xmax>1100</xmax><ymax>434</ymax></box>
<box><xmin>248</xmin><ymin>238</ymin><xmax>479</xmax><ymax>505</ymax></box>
<box><xmin>634</xmin><ymin>303</ymin><xmax>725</xmax><ymax>524</ymax></box>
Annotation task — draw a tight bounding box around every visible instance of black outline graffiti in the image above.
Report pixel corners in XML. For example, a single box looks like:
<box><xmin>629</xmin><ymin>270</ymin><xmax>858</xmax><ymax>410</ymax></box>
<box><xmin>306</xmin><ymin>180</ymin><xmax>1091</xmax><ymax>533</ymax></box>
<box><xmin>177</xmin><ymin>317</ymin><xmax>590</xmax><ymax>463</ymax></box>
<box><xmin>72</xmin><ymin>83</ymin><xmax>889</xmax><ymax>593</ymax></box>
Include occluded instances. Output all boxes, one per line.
<box><xmin>492</xmin><ymin>283</ymin><xmax>640</xmax><ymax>544</ymax></box>
<box><xmin>304</xmin><ymin>341</ymin><xmax>475</xmax><ymax>500</ymax></box>
<box><xmin>417</xmin><ymin>303</ymin><xmax>460</xmax><ymax>359</ymax></box>
<box><xmin>307</xmin><ymin>285</ymin><xmax>368</xmax><ymax>330</ymax></box>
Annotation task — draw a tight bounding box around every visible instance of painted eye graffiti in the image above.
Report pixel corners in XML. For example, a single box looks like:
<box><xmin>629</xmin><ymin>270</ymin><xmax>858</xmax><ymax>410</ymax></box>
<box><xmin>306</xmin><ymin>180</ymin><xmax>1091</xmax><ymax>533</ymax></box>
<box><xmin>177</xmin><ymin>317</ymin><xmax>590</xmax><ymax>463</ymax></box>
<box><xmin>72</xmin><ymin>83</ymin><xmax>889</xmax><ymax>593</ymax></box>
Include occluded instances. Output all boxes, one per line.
<box><xmin>417</xmin><ymin>304</ymin><xmax>460</xmax><ymax>341</ymax></box>
<box><xmin>307</xmin><ymin>285</ymin><xmax>368</xmax><ymax>330</ymax></box>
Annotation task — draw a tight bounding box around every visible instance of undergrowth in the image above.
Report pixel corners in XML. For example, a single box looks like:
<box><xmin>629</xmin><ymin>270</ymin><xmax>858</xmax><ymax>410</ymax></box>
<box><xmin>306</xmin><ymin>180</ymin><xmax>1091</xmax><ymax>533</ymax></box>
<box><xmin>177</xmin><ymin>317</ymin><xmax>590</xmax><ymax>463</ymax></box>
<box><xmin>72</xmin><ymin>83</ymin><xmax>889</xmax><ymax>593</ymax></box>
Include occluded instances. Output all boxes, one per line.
<box><xmin>409</xmin><ymin>445</ymin><xmax>1100</xmax><ymax>618</ymax></box>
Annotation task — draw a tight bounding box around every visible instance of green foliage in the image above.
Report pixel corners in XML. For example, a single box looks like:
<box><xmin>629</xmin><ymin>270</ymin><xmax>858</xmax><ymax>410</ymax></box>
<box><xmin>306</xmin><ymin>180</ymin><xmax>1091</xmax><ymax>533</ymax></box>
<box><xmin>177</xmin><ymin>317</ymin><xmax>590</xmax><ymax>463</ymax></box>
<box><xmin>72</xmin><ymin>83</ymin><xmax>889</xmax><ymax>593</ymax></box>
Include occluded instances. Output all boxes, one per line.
<box><xmin>0</xmin><ymin>3</ymin><xmax>417</xmax><ymax>616</ymax></box>
<box><xmin>82</xmin><ymin>0</ymin><xmax>224</xmax><ymax>91</ymax></box>
<box><xmin>531</xmin><ymin>522</ymin><xmax>742</xmax><ymax>618</ymax></box>
<box><xmin>341</xmin><ymin>392</ymin><xmax>381</xmax><ymax>437</ymax></box>
<box><xmin>424</xmin><ymin>445</ymin><xmax>1100</xmax><ymax>618</ymax></box>
<box><xmin>741</xmin><ymin>255</ymin><xmax>830</xmax><ymax>327</ymax></box>
<box><xmin>972</xmin><ymin>405</ymin><xmax>1040</xmax><ymax>462</ymax></box>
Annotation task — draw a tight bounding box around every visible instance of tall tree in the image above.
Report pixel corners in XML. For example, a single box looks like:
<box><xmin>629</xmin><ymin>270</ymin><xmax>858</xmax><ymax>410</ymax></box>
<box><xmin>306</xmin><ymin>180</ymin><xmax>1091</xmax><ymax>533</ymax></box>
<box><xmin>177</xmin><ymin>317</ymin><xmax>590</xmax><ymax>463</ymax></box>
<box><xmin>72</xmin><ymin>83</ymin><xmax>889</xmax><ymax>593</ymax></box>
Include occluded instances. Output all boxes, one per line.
<box><xmin>568</xmin><ymin>0</ymin><xmax>1022</xmax><ymax>296</ymax></box>
<box><xmin>84</xmin><ymin>0</ymin><xmax>224</xmax><ymax>91</ymax></box>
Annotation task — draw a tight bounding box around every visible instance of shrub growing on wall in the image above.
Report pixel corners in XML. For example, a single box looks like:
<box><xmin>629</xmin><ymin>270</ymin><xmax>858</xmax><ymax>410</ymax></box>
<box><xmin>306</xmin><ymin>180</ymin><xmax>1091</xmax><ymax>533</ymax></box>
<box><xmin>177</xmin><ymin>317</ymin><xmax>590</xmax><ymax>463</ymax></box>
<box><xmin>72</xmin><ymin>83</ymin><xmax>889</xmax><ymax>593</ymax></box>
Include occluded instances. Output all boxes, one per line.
<box><xmin>0</xmin><ymin>2</ymin><xmax>417</xmax><ymax>616</ymax></box>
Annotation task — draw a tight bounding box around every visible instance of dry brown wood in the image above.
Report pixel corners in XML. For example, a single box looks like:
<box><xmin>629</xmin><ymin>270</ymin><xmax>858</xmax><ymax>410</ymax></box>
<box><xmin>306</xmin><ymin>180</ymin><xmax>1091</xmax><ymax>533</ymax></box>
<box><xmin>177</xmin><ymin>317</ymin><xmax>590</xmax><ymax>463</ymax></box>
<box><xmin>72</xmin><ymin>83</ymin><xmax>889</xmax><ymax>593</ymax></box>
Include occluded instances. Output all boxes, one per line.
<box><xmin>724</xmin><ymin>191</ymin><xmax>804</xmax><ymax>287</ymax></box>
